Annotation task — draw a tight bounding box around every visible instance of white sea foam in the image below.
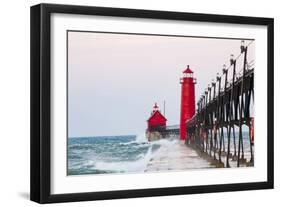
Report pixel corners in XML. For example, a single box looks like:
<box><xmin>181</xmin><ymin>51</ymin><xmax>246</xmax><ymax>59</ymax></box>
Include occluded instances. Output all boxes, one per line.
<box><xmin>146</xmin><ymin>139</ymin><xmax>213</xmax><ymax>171</ymax></box>
<box><xmin>95</xmin><ymin>146</ymin><xmax>153</xmax><ymax>173</ymax></box>
<box><xmin>94</xmin><ymin>137</ymin><xmax>184</xmax><ymax>173</ymax></box>
<box><xmin>135</xmin><ymin>133</ymin><xmax>148</xmax><ymax>143</ymax></box>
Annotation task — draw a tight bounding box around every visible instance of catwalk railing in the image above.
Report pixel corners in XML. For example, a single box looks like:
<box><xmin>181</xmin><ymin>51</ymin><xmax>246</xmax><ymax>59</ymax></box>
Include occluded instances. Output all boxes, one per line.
<box><xmin>186</xmin><ymin>40</ymin><xmax>255</xmax><ymax>167</ymax></box>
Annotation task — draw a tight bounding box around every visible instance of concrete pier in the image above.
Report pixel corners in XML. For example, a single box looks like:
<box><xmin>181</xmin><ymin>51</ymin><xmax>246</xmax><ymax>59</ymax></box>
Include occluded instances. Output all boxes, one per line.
<box><xmin>145</xmin><ymin>140</ymin><xmax>213</xmax><ymax>172</ymax></box>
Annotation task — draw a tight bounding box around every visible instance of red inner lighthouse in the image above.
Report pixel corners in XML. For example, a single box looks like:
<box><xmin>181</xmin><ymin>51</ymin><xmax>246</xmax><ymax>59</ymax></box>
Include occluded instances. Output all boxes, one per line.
<box><xmin>180</xmin><ymin>65</ymin><xmax>196</xmax><ymax>140</ymax></box>
<box><xmin>147</xmin><ymin>103</ymin><xmax>167</xmax><ymax>131</ymax></box>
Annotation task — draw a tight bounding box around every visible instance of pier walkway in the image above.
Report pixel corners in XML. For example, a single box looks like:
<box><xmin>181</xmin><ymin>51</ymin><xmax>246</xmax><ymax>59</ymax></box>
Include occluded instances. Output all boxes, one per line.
<box><xmin>146</xmin><ymin>140</ymin><xmax>213</xmax><ymax>172</ymax></box>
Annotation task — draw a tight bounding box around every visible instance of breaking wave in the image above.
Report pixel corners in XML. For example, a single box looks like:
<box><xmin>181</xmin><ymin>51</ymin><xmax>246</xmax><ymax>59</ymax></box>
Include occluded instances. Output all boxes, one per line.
<box><xmin>68</xmin><ymin>134</ymin><xmax>179</xmax><ymax>175</ymax></box>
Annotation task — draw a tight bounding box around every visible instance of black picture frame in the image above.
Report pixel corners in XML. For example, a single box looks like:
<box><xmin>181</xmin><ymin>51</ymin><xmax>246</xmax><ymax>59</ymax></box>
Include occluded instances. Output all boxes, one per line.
<box><xmin>30</xmin><ymin>3</ymin><xmax>274</xmax><ymax>204</ymax></box>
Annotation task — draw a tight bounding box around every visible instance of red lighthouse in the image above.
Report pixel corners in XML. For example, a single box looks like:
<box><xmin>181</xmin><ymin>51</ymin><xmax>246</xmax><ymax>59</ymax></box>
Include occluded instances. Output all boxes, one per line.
<box><xmin>147</xmin><ymin>103</ymin><xmax>167</xmax><ymax>131</ymax></box>
<box><xmin>146</xmin><ymin>103</ymin><xmax>167</xmax><ymax>141</ymax></box>
<box><xmin>180</xmin><ymin>65</ymin><xmax>196</xmax><ymax>140</ymax></box>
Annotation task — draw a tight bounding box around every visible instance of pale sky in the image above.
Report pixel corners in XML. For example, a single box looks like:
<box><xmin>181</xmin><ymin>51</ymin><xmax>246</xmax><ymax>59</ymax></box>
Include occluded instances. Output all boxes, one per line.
<box><xmin>68</xmin><ymin>31</ymin><xmax>254</xmax><ymax>137</ymax></box>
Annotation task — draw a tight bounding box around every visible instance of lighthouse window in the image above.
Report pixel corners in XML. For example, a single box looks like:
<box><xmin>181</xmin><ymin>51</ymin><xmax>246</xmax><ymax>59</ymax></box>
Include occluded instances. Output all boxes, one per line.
<box><xmin>184</xmin><ymin>73</ymin><xmax>193</xmax><ymax>78</ymax></box>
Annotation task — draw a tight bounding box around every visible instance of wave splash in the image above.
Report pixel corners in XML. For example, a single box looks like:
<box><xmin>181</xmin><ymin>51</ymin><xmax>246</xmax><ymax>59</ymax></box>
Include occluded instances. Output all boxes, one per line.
<box><xmin>89</xmin><ymin>135</ymin><xmax>179</xmax><ymax>174</ymax></box>
<box><xmin>95</xmin><ymin>146</ymin><xmax>153</xmax><ymax>173</ymax></box>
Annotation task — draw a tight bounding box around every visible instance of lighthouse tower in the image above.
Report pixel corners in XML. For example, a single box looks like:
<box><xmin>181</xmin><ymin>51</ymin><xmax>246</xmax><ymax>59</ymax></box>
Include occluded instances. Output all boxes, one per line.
<box><xmin>180</xmin><ymin>65</ymin><xmax>196</xmax><ymax>140</ymax></box>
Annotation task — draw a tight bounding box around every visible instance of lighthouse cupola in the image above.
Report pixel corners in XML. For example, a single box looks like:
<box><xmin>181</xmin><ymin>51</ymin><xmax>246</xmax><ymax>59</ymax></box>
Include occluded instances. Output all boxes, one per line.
<box><xmin>152</xmin><ymin>103</ymin><xmax>159</xmax><ymax>113</ymax></box>
<box><xmin>180</xmin><ymin>65</ymin><xmax>196</xmax><ymax>140</ymax></box>
<box><xmin>183</xmin><ymin>65</ymin><xmax>194</xmax><ymax>78</ymax></box>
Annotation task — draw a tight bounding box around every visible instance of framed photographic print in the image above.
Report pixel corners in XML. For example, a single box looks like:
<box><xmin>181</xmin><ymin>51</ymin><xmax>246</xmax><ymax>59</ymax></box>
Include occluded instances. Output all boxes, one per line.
<box><xmin>30</xmin><ymin>3</ymin><xmax>274</xmax><ymax>203</ymax></box>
